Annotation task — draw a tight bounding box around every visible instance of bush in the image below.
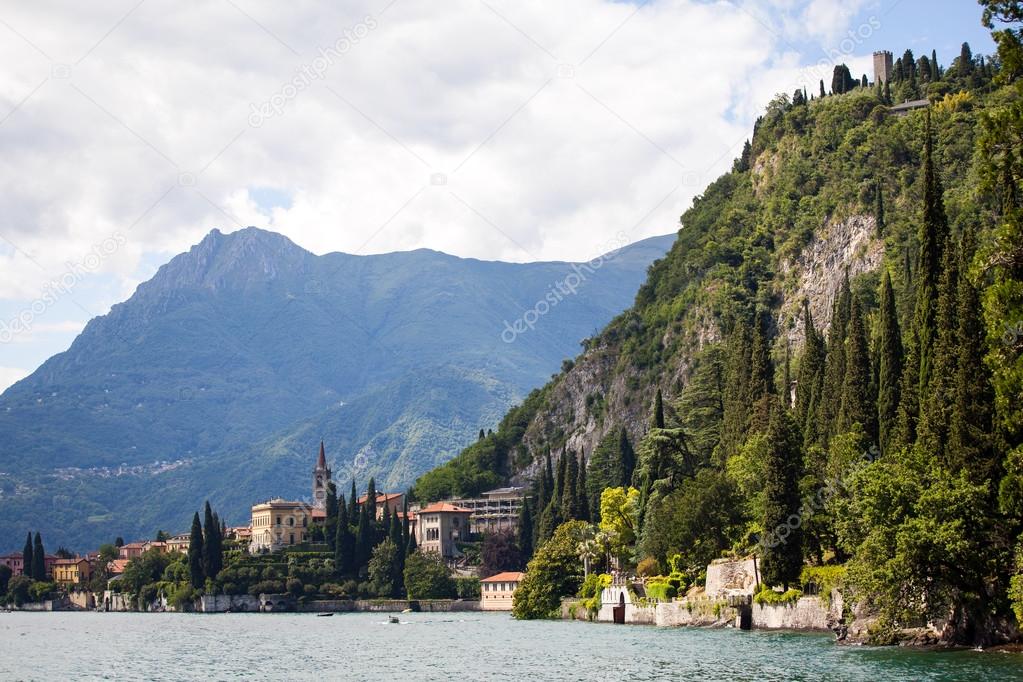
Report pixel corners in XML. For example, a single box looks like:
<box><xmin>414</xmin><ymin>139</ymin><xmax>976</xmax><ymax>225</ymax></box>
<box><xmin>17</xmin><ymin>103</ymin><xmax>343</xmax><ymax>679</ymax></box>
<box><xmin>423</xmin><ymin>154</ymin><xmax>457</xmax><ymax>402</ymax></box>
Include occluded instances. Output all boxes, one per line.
<box><xmin>286</xmin><ymin>578</ymin><xmax>304</xmax><ymax>596</ymax></box>
<box><xmin>645</xmin><ymin>581</ymin><xmax>677</xmax><ymax>602</ymax></box>
<box><xmin>168</xmin><ymin>584</ymin><xmax>197</xmax><ymax>610</ymax></box>
<box><xmin>753</xmin><ymin>585</ymin><xmax>802</xmax><ymax>606</ymax></box>
<box><xmin>303</xmin><ymin>584</ymin><xmax>318</xmax><ymax>597</ymax></box>
<box><xmin>248</xmin><ymin>580</ymin><xmax>285</xmax><ymax>596</ymax></box>
<box><xmin>6</xmin><ymin>576</ymin><xmax>32</xmax><ymax>606</ymax></box>
<box><xmin>636</xmin><ymin>557</ymin><xmax>660</xmax><ymax>577</ymax></box>
<box><xmin>455</xmin><ymin>577</ymin><xmax>480</xmax><ymax>600</ymax></box>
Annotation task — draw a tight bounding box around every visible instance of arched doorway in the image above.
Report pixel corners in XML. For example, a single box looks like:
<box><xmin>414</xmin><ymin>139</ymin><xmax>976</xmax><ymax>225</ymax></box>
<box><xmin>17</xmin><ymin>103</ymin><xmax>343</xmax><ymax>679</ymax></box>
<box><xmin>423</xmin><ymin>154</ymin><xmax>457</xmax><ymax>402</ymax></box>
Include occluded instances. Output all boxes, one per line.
<box><xmin>613</xmin><ymin>592</ymin><xmax>626</xmax><ymax>624</ymax></box>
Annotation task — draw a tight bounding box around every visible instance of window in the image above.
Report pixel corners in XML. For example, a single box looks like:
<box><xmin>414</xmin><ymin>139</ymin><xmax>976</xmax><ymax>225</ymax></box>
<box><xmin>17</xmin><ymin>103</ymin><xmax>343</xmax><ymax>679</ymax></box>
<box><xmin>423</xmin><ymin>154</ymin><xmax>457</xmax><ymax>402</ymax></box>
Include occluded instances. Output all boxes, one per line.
<box><xmin>276</xmin><ymin>516</ymin><xmax>281</xmax><ymax>526</ymax></box>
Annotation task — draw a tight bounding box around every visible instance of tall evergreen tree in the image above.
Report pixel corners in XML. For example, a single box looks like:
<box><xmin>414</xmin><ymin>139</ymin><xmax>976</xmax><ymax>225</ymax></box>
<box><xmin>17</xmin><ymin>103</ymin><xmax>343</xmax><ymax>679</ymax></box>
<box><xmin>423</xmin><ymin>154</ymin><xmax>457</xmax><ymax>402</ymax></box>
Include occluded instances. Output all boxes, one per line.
<box><xmin>795</xmin><ymin>300</ymin><xmax>826</xmax><ymax>432</ymax></box>
<box><xmin>356</xmin><ymin>500</ymin><xmax>373</xmax><ymax>573</ymax></box>
<box><xmin>563</xmin><ymin>451</ymin><xmax>580</xmax><ymax>520</ymax></box>
<box><xmin>760</xmin><ymin>402</ymin><xmax>804</xmax><ymax>590</ymax></box>
<box><xmin>839</xmin><ymin>296</ymin><xmax>876</xmax><ymax>440</ymax></box>
<box><xmin>749</xmin><ymin>308</ymin><xmax>774</xmax><ymax>432</ymax></box>
<box><xmin>949</xmin><ymin>235</ymin><xmax>995</xmax><ymax>480</ymax></box>
<box><xmin>348</xmin><ymin>480</ymin><xmax>358</xmax><ymax>523</ymax></box>
<box><xmin>960</xmin><ymin>42</ymin><xmax>974</xmax><ymax>74</ymax></box>
<box><xmin>188</xmin><ymin>512</ymin><xmax>205</xmax><ymax>589</ymax></box>
<box><xmin>653</xmin><ymin>388</ymin><xmax>665</xmax><ymax>429</ymax></box>
<box><xmin>931</xmin><ymin>49</ymin><xmax>940</xmax><ymax>80</ymax></box>
<box><xmin>819</xmin><ymin>273</ymin><xmax>852</xmax><ymax>445</ymax></box>
<box><xmin>620</xmin><ymin>428</ymin><xmax>636</xmax><ymax>487</ymax></box>
<box><xmin>22</xmin><ymin>533</ymin><xmax>33</xmax><ymax>580</ymax></box>
<box><xmin>31</xmin><ymin>532</ymin><xmax>45</xmax><ymax>581</ymax></box>
<box><xmin>820</xmin><ymin>79</ymin><xmax>826</xmax><ymax>98</ymax></box>
<box><xmin>325</xmin><ymin>482</ymin><xmax>338</xmax><ymax>552</ymax></box>
<box><xmin>576</xmin><ymin>454</ymin><xmax>590</xmax><ymax>522</ymax></box>
<box><xmin>877</xmin><ymin>271</ymin><xmax>904</xmax><ymax>455</ymax></box>
<box><xmin>719</xmin><ymin>317</ymin><xmax>753</xmax><ymax>457</ymax></box>
<box><xmin>335</xmin><ymin>498</ymin><xmax>355</xmax><ymax>576</ymax></box>
<box><xmin>517</xmin><ymin>496</ymin><xmax>534</xmax><ymax>560</ymax></box>
<box><xmin>202</xmin><ymin>501</ymin><xmax>219</xmax><ymax>580</ymax></box>
<box><xmin>918</xmin><ymin>242</ymin><xmax>961</xmax><ymax>457</ymax></box>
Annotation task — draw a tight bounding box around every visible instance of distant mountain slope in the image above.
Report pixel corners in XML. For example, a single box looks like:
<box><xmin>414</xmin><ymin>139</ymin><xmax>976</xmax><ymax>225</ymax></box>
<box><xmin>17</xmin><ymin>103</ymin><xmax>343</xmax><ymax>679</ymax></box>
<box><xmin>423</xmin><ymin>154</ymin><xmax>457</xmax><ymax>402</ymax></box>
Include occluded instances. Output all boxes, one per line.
<box><xmin>0</xmin><ymin>227</ymin><xmax>673</xmax><ymax>550</ymax></box>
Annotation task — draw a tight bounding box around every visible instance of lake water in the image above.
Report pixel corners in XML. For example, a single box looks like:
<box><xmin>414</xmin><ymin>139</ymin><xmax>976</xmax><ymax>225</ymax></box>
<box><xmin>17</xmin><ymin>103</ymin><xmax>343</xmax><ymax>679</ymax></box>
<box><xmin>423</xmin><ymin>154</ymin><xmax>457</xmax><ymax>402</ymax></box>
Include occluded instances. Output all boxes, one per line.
<box><xmin>0</xmin><ymin>611</ymin><xmax>1021</xmax><ymax>681</ymax></box>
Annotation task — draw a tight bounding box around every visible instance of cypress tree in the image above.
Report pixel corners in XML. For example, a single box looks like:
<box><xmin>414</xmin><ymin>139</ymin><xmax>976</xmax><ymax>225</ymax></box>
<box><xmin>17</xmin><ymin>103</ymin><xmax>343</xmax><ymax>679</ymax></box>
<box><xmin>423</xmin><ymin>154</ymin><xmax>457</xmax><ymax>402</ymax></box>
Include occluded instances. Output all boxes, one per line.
<box><xmin>760</xmin><ymin>402</ymin><xmax>804</xmax><ymax>590</ymax></box>
<box><xmin>931</xmin><ymin>49</ymin><xmax>940</xmax><ymax>80</ymax></box>
<box><xmin>719</xmin><ymin>318</ymin><xmax>753</xmax><ymax>457</ymax></box>
<box><xmin>188</xmin><ymin>512</ymin><xmax>205</xmax><ymax>589</ymax></box>
<box><xmin>918</xmin><ymin>242</ymin><xmax>961</xmax><ymax>458</ymax></box>
<box><xmin>517</xmin><ymin>497</ymin><xmax>534</xmax><ymax>561</ymax></box>
<box><xmin>883</xmin><ymin>80</ymin><xmax>892</xmax><ymax>105</ymax></box>
<box><xmin>782</xmin><ymin>340</ymin><xmax>792</xmax><ymax>409</ymax></box>
<box><xmin>820</xmin><ymin>79</ymin><xmax>826</xmax><ymax>98</ymax></box>
<box><xmin>819</xmin><ymin>274</ymin><xmax>852</xmax><ymax>445</ymax></box>
<box><xmin>401</xmin><ymin>498</ymin><xmax>411</xmax><ymax>548</ymax></box>
<box><xmin>749</xmin><ymin>309</ymin><xmax>774</xmax><ymax>433</ymax></box>
<box><xmin>795</xmin><ymin>300</ymin><xmax>825</xmax><ymax>431</ymax></box>
<box><xmin>335</xmin><ymin>498</ymin><xmax>355</xmax><ymax>576</ymax></box>
<box><xmin>877</xmin><ymin>271</ymin><xmax>903</xmax><ymax>455</ymax></box>
<box><xmin>960</xmin><ymin>42</ymin><xmax>973</xmax><ymax>75</ymax></box>
<box><xmin>839</xmin><ymin>296</ymin><xmax>876</xmax><ymax>440</ymax></box>
<box><xmin>348</xmin><ymin>480</ymin><xmax>358</xmax><ymax>523</ymax></box>
<box><xmin>563</xmin><ymin>451</ymin><xmax>580</xmax><ymax>520</ymax></box>
<box><xmin>22</xmin><ymin>533</ymin><xmax>33</xmax><ymax>580</ymax></box>
<box><xmin>619</xmin><ymin>428</ymin><xmax>636</xmax><ymax>487</ymax></box>
<box><xmin>325</xmin><ymin>482</ymin><xmax>338</xmax><ymax>551</ymax></box>
<box><xmin>901</xmin><ymin>113</ymin><xmax>950</xmax><ymax>450</ymax></box>
<box><xmin>479</xmin><ymin>429</ymin><xmax>486</xmax><ymax>441</ymax></box>
<box><xmin>653</xmin><ymin>389</ymin><xmax>665</xmax><ymax>429</ymax></box>
<box><xmin>202</xmin><ymin>501</ymin><xmax>217</xmax><ymax>579</ymax></box>
<box><xmin>405</xmin><ymin>528</ymin><xmax>418</xmax><ymax>556</ymax></box>
<box><xmin>32</xmin><ymin>532</ymin><xmax>45</xmax><ymax>581</ymax></box>
<box><xmin>366</xmin><ymin>478</ymin><xmax>378</xmax><ymax>523</ymax></box>
<box><xmin>356</xmin><ymin>501</ymin><xmax>372</xmax><ymax>572</ymax></box>
<box><xmin>576</xmin><ymin>454</ymin><xmax>590</xmax><ymax>522</ymax></box>
<box><xmin>948</xmin><ymin>234</ymin><xmax>995</xmax><ymax>480</ymax></box>
<box><xmin>554</xmin><ymin>451</ymin><xmax>567</xmax><ymax>510</ymax></box>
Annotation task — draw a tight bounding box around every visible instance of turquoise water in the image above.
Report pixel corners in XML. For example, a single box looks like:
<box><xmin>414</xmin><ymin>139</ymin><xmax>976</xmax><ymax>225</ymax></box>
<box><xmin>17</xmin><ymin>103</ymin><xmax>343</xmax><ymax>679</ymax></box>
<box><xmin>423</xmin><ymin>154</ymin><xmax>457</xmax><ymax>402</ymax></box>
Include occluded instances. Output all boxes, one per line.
<box><xmin>0</xmin><ymin>612</ymin><xmax>1020</xmax><ymax>681</ymax></box>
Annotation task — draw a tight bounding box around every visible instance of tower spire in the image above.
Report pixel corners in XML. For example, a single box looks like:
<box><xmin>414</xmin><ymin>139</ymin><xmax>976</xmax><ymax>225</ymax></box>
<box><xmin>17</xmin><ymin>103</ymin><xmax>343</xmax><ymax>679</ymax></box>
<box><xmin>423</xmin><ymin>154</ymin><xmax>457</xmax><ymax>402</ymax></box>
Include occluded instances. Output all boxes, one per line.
<box><xmin>317</xmin><ymin>441</ymin><xmax>327</xmax><ymax>469</ymax></box>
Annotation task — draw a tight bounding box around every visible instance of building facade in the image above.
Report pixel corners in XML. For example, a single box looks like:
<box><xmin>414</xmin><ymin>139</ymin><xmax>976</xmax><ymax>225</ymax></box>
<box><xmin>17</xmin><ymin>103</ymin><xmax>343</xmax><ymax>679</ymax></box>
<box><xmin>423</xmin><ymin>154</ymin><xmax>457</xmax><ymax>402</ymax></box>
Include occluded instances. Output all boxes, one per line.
<box><xmin>0</xmin><ymin>553</ymin><xmax>57</xmax><ymax>578</ymax></box>
<box><xmin>480</xmin><ymin>572</ymin><xmax>524</xmax><ymax>611</ymax></box>
<box><xmin>249</xmin><ymin>499</ymin><xmax>312</xmax><ymax>553</ymax></box>
<box><xmin>450</xmin><ymin>487</ymin><xmax>525</xmax><ymax>535</ymax></box>
<box><xmin>415</xmin><ymin>503</ymin><xmax>472</xmax><ymax>559</ymax></box>
<box><xmin>53</xmin><ymin>558</ymin><xmax>92</xmax><ymax>587</ymax></box>
<box><xmin>357</xmin><ymin>492</ymin><xmax>406</xmax><ymax>520</ymax></box>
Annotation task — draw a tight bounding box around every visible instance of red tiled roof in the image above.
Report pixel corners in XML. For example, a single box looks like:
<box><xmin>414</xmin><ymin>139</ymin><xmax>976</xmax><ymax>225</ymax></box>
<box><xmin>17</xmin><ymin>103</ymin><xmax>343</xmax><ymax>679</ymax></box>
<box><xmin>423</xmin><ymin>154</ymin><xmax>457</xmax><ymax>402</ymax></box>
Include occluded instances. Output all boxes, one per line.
<box><xmin>418</xmin><ymin>502</ymin><xmax>473</xmax><ymax>514</ymax></box>
<box><xmin>108</xmin><ymin>559</ymin><xmax>130</xmax><ymax>574</ymax></box>
<box><xmin>357</xmin><ymin>492</ymin><xmax>404</xmax><ymax>504</ymax></box>
<box><xmin>481</xmin><ymin>572</ymin><xmax>525</xmax><ymax>583</ymax></box>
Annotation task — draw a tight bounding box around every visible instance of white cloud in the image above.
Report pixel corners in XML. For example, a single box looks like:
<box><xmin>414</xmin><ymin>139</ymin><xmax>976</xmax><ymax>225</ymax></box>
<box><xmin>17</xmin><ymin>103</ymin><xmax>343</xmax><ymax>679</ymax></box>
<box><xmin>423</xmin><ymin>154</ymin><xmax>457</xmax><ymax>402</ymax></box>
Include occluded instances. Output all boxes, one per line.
<box><xmin>0</xmin><ymin>0</ymin><xmax>878</xmax><ymax>302</ymax></box>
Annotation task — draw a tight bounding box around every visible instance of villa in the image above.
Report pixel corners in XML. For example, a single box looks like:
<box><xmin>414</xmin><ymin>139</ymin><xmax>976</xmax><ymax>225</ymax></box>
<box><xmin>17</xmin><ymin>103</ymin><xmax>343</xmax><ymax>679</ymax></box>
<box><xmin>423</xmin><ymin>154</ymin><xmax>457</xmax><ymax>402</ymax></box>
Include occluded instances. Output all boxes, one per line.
<box><xmin>480</xmin><ymin>572</ymin><xmax>525</xmax><ymax>611</ymax></box>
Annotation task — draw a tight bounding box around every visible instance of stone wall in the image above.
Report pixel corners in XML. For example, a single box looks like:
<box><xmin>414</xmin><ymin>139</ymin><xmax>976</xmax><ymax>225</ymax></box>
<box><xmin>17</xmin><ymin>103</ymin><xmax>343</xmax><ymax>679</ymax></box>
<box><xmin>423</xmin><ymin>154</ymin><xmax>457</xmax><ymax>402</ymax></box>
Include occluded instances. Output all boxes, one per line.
<box><xmin>705</xmin><ymin>558</ymin><xmax>758</xmax><ymax>598</ymax></box>
<box><xmin>656</xmin><ymin>599</ymin><xmax>738</xmax><ymax>627</ymax></box>
<box><xmin>200</xmin><ymin>594</ymin><xmax>261</xmax><ymax>613</ymax></box>
<box><xmin>751</xmin><ymin>595</ymin><xmax>841</xmax><ymax>632</ymax></box>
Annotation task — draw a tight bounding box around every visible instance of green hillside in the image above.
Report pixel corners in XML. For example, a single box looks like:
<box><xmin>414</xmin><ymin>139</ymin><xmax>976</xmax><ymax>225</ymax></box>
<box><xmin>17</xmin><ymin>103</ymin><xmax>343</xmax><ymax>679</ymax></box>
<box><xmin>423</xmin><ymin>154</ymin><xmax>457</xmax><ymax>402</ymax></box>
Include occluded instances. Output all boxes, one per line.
<box><xmin>415</xmin><ymin>7</ymin><xmax>1023</xmax><ymax>645</ymax></box>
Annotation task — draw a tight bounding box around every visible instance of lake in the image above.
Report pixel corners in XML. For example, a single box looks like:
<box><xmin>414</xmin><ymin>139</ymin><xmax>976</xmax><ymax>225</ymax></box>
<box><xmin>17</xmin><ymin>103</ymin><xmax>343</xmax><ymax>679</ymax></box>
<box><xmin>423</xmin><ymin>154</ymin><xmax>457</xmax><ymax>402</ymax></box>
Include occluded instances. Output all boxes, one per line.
<box><xmin>0</xmin><ymin>611</ymin><xmax>1021</xmax><ymax>681</ymax></box>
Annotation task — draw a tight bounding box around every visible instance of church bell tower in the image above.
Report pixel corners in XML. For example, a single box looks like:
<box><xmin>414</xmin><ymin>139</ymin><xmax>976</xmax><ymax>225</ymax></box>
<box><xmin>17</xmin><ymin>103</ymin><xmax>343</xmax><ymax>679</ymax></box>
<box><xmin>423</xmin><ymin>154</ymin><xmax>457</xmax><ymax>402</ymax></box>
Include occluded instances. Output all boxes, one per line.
<box><xmin>312</xmin><ymin>441</ymin><xmax>332</xmax><ymax>511</ymax></box>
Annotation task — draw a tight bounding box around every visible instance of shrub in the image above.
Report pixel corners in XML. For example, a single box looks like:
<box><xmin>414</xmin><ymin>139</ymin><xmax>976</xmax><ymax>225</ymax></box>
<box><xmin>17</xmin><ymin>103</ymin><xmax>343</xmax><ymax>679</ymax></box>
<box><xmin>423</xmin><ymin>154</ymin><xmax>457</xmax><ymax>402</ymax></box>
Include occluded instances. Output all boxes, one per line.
<box><xmin>248</xmin><ymin>580</ymin><xmax>285</xmax><ymax>596</ymax></box>
<box><xmin>286</xmin><ymin>578</ymin><xmax>304</xmax><ymax>596</ymax></box>
<box><xmin>303</xmin><ymin>584</ymin><xmax>318</xmax><ymax>597</ymax></box>
<box><xmin>753</xmin><ymin>585</ymin><xmax>802</xmax><ymax>606</ymax></box>
<box><xmin>6</xmin><ymin>576</ymin><xmax>32</xmax><ymax>606</ymax></box>
<box><xmin>455</xmin><ymin>577</ymin><xmax>480</xmax><ymax>600</ymax></box>
<box><xmin>645</xmin><ymin>581</ymin><xmax>677</xmax><ymax>602</ymax></box>
<box><xmin>636</xmin><ymin>557</ymin><xmax>660</xmax><ymax>577</ymax></box>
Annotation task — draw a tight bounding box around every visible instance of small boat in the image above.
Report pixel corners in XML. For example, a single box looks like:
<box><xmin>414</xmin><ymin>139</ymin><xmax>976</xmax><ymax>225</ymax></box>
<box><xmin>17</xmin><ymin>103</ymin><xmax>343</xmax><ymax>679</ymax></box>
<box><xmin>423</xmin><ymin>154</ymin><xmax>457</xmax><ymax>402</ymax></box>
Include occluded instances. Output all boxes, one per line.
<box><xmin>388</xmin><ymin>616</ymin><xmax>400</xmax><ymax>624</ymax></box>
<box><xmin>317</xmin><ymin>613</ymin><xmax>334</xmax><ymax>617</ymax></box>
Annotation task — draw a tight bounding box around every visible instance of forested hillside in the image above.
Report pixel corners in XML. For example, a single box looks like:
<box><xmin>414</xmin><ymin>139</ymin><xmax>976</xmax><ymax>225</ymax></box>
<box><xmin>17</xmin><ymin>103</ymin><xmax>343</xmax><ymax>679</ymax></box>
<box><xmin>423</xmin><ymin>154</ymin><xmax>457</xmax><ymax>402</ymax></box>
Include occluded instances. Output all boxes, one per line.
<box><xmin>415</xmin><ymin>3</ymin><xmax>1023</xmax><ymax>644</ymax></box>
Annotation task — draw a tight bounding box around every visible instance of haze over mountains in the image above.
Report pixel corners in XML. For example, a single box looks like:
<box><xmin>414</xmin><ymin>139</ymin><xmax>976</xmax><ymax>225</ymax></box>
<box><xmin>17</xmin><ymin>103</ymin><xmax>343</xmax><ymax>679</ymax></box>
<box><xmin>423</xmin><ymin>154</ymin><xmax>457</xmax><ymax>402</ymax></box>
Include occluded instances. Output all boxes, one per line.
<box><xmin>0</xmin><ymin>227</ymin><xmax>672</xmax><ymax>550</ymax></box>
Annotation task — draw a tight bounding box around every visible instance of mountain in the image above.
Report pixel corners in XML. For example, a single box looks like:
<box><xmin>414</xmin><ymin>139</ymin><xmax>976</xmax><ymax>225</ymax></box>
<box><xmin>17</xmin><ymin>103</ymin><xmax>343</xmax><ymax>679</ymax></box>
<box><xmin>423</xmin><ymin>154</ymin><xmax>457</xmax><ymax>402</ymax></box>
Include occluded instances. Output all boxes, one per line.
<box><xmin>0</xmin><ymin>228</ymin><xmax>673</xmax><ymax>550</ymax></box>
<box><xmin>412</xmin><ymin>45</ymin><xmax>1023</xmax><ymax>643</ymax></box>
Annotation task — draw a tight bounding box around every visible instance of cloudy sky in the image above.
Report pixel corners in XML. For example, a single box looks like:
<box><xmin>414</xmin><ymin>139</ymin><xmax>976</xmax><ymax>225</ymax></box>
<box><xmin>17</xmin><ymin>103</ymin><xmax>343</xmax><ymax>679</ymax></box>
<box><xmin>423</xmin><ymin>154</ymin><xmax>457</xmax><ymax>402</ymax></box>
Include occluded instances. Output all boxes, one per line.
<box><xmin>0</xmin><ymin>0</ymin><xmax>996</xmax><ymax>390</ymax></box>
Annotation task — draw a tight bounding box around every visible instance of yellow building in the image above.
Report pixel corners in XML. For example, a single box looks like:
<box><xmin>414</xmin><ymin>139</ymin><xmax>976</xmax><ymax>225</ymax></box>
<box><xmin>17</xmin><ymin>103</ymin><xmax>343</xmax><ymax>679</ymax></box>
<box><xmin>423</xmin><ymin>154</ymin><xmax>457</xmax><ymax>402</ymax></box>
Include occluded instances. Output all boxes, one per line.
<box><xmin>249</xmin><ymin>499</ymin><xmax>312</xmax><ymax>553</ymax></box>
<box><xmin>480</xmin><ymin>572</ymin><xmax>524</xmax><ymax>611</ymax></box>
<box><xmin>52</xmin><ymin>558</ymin><xmax>92</xmax><ymax>587</ymax></box>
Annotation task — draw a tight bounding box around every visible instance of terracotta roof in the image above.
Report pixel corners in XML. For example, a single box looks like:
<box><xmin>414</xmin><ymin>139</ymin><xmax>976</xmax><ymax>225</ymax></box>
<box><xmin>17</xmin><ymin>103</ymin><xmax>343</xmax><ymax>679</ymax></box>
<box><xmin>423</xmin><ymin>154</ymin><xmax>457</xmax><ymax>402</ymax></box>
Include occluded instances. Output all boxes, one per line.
<box><xmin>357</xmin><ymin>492</ymin><xmax>404</xmax><ymax>505</ymax></box>
<box><xmin>108</xmin><ymin>559</ymin><xmax>130</xmax><ymax>574</ymax></box>
<box><xmin>311</xmin><ymin>508</ymin><xmax>327</xmax><ymax>519</ymax></box>
<box><xmin>481</xmin><ymin>572</ymin><xmax>525</xmax><ymax>583</ymax></box>
<box><xmin>54</xmin><ymin>557</ymin><xmax>89</xmax><ymax>566</ymax></box>
<box><xmin>418</xmin><ymin>502</ymin><xmax>473</xmax><ymax>514</ymax></box>
<box><xmin>122</xmin><ymin>542</ymin><xmax>146</xmax><ymax>549</ymax></box>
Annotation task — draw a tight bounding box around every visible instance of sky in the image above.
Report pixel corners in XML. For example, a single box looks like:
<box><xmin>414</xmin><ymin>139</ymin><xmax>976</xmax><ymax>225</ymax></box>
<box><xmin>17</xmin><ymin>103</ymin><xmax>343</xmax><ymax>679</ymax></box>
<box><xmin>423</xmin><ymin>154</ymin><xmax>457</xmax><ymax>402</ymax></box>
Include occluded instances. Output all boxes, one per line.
<box><xmin>0</xmin><ymin>0</ymin><xmax>998</xmax><ymax>391</ymax></box>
